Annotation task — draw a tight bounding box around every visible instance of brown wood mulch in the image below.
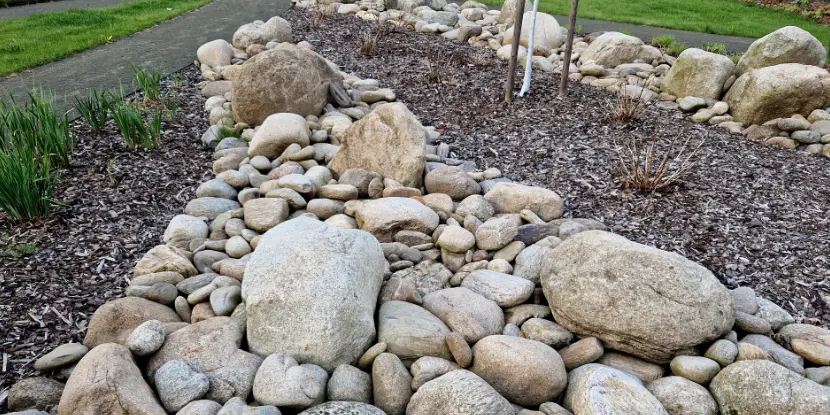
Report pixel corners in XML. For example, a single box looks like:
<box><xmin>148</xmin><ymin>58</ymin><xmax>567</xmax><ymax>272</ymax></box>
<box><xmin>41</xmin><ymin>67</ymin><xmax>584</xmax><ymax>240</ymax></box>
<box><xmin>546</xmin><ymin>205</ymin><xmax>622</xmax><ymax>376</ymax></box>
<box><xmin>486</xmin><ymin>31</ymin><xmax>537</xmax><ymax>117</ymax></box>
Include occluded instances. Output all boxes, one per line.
<box><xmin>0</xmin><ymin>69</ymin><xmax>212</xmax><ymax>394</ymax></box>
<box><xmin>284</xmin><ymin>9</ymin><xmax>830</xmax><ymax>324</ymax></box>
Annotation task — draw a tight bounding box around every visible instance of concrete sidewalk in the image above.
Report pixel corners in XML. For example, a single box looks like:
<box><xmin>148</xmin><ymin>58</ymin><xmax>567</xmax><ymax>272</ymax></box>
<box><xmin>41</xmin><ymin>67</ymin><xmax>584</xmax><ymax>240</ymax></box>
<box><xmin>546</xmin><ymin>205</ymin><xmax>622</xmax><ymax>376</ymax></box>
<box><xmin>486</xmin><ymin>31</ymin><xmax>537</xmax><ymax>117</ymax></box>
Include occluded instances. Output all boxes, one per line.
<box><xmin>553</xmin><ymin>14</ymin><xmax>756</xmax><ymax>53</ymax></box>
<box><xmin>0</xmin><ymin>0</ymin><xmax>290</xmax><ymax>113</ymax></box>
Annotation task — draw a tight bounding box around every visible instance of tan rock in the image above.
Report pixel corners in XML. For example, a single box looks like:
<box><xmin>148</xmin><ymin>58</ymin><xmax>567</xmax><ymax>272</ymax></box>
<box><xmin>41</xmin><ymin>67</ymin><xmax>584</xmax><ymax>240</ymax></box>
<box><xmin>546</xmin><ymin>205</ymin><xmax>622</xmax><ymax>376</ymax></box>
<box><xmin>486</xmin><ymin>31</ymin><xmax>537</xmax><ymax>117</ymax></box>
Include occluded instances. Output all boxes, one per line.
<box><xmin>232</xmin><ymin>45</ymin><xmax>342</xmax><ymax>125</ymax></box>
<box><xmin>776</xmin><ymin>323</ymin><xmax>830</xmax><ymax>365</ymax></box>
<box><xmin>133</xmin><ymin>245</ymin><xmax>197</xmax><ymax>278</ymax></box>
<box><xmin>329</xmin><ymin>103</ymin><xmax>427</xmax><ymax>188</ymax></box>
<box><xmin>541</xmin><ymin>231</ymin><xmax>734</xmax><ymax>363</ymax></box>
<box><xmin>83</xmin><ymin>297</ymin><xmax>180</xmax><ymax>348</ymax></box>
<box><xmin>59</xmin><ymin>343</ymin><xmax>166</xmax><ymax>415</ymax></box>
<box><xmin>736</xmin><ymin>26</ymin><xmax>827</xmax><ymax>76</ymax></box>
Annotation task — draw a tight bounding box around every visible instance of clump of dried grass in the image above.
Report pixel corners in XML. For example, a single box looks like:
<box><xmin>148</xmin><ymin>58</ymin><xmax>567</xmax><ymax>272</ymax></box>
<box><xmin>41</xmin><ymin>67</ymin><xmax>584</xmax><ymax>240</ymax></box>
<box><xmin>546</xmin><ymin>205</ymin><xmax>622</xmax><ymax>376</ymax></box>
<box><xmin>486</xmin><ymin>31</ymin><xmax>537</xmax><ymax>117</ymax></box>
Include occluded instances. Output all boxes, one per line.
<box><xmin>610</xmin><ymin>81</ymin><xmax>652</xmax><ymax>124</ymax></box>
<box><xmin>614</xmin><ymin>134</ymin><xmax>708</xmax><ymax>192</ymax></box>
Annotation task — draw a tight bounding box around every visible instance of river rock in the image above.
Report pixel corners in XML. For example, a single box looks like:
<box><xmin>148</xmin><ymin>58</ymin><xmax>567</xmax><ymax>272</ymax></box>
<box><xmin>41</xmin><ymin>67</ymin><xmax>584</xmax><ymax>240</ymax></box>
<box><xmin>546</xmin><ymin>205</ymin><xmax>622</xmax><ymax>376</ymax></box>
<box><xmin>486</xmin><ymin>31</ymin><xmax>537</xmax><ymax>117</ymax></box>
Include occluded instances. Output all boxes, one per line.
<box><xmin>425</xmin><ymin>166</ymin><xmax>480</xmax><ymax>200</ymax></box>
<box><xmin>710</xmin><ymin>360</ymin><xmax>830</xmax><ymax>414</ymax></box>
<box><xmin>504</xmin><ymin>12</ymin><xmax>563</xmax><ymax>54</ymax></box>
<box><xmin>379</xmin><ymin>260</ymin><xmax>452</xmax><ymax>304</ymax></box>
<box><xmin>563</xmin><ymin>364</ymin><xmax>667</xmax><ymax>414</ymax></box>
<box><xmin>248</xmin><ymin>113</ymin><xmax>310</xmax><ymax>159</ymax></box>
<box><xmin>34</xmin><ymin>343</ymin><xmax>88</xmax><ymax>371</ymax></box>
<box><xmin>579</xmin><ymin>32</ymin><xmax>645</xmax><ymax>67</ymax></box>
<box><xmin>470</xmin><ymin>335</ymin><xmax>567</xmax><ymax>406</ymax></box>
<box><xmin>233</xmin><ymin>45</ymin><xmax>342</xmax><ymax>125</ymax></box>
<box><xmin>327</xmin><ymin>365</ymin><xmax>371</xmax><ymax>403</ymax></box>
<box><xmin>299</xmin><ymin>402</ymin><xmax>386</xmax><ymax>415</ymax></box>
<box><xmin>371</xmin><ymin>353</ymin><xmax>412</xmax><ymax>415</ymax></box>
<box><xmin>252</xmin><ymin>354</ymin><xmax>326</xmax><ymax>408</ymax></box>
<box><xmin>197</xmin><ymin>39</ymin><xmax>234</xmax><ymax>68</ymax></box>
<box><xmin>330</xmin><ymin>103</ymin><xmax>427</xmax><ymax>188</ymax></box>
<box><xmin>243</xmin><ymin>217</ymin><xmax>385</xmax><ymax>371</ymax></box>
<box><xmin>354</xmin><ymin>198</ymin><xmax>439</xmax><ymax>242</ymax></box>
<box><xmin>461</xmin><ymin>270</ymin><xmax>534</xmax><ymax>307</ymax></box>
<box><xmin>232</xmin><ymin>16</ymin><xmax>291</xmax><ymax>50</ymax></box>
<box><xmin>422</xmin><ymin>287</ymin><xmax>505</xmax><ymax>343</ymax></box>
<box><xmin>134</xmin><ymin>245</ymin><xmax>198</xmax><ymax>278</ymax></box>
<box><xmin>776</xmin><ymin>323</ymin><xmax>830</xmax><ymax>365</ymax></box>
<box><xmin>154</xmin><ymin>360</ymin><xmax>210</xmax><ymax>412</ymax></box>
<box><xmin>83</xmin><ymin>297</ymin><xmax>181</xmax><ymax>348</ymax></box>
<box><xmin>483</xmin><ymin>182</ymin><xmax>563</xmax><ymax>221</ymax></box>
<box><xmin>8</xmin><ymin>377</ymin><xmax>64</xmax><ymax>413</ymax></box>
<box><xmin>406</xmin><ymin>370</ymin><xmax>514</xmax><ymax>415</ymax></box>
<box><xmin>146</xmin><ymin>317</ymin><xmax>262</xmax><ymax>403</ymax></box>
<box><xmin>59</xmin><ymin>343</ymin><xmax>166</xmax><ymax>415</ymax></box>
<box><xmin>645</xmin><ymin>376</ymin><xmax>718</xmax><ymax>415</ymax></box>
<box><xmin>541</xmin><ymin>231</ymin><xmax>734</xmax><ymax>363</ymax></box>
<box><xmin>378</xmin><ymin>301</ymin><xmax>453</xmax><ymax>360</ymax></box>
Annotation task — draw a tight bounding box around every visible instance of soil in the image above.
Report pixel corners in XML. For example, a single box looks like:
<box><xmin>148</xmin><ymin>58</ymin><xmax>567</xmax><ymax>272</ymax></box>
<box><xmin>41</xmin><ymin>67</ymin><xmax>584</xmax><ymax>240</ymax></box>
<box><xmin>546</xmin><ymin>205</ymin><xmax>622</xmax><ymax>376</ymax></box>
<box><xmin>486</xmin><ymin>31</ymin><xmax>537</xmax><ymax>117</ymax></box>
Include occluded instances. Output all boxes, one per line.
<box><xmin>285</xmin><ymin>10</ymin><xmax>830</xmax><ymax>326</ymax></box>
<box><xmin>0</xmin><ymin>68</ymin><xmax>213</xmax><ymax>395</ymax></box>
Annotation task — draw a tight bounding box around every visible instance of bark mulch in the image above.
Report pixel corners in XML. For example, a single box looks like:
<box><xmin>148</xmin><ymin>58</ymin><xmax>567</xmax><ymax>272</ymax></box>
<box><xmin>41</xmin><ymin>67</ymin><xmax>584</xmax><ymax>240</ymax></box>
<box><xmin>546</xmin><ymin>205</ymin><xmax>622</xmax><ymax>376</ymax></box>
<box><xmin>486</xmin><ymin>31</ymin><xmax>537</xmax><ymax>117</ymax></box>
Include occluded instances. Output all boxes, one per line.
<box><xmin>285</xmin><ymin>9</ymin><xmax>830</xmax><ymax>326</ymax></box>
<box><xmin>0</xmin><ymin>68</ymin><xmax>213</xmax><ymax>395</ymax></box>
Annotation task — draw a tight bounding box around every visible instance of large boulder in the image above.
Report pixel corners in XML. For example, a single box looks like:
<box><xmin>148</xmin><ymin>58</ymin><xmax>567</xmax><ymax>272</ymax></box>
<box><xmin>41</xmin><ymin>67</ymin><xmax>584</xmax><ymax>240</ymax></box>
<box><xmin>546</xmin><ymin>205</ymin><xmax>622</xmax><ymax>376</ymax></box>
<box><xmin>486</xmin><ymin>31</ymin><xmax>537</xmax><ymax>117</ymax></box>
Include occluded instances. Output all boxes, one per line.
<box><xmin>248</xmin><ymin>113</ymin><xmax>310</xmax><ymax>159</ymax></box>
<box><xmin>470</xmin><ymin>335</ymin><xmax>567</xmax><ymax>406</ymax></box>
<box><xmin>329</xmin><ymin>103</ymin><xmax>427</xmax><ymax>188</ymax></box>
<box><xmin>725</xmin><ymin>63</ymin><xmax>830</xmax><ymax>125</ymax></box>
<box><xmin>541</xmin><ymin>231</ymin><xmax>734</xmax><ymax>363</ymax></box>
<box><xmin>242</xmin><ymin>218</ymin><xmax>385</xmax><ymax>371</ymax></box>
<box><xmin>354</xmin><ymin>198</ymin><xmax>440</xmax><ymax>242</ymax></box>
<box><xmin>146</xmin><ymin>317</ymin><xmax>262</xmax><ymax>403</ymax></box>
<box><xmin>59</xmin><ymin>343</ymin><xmax>166</xmax><ymax>415</ymax></box>
<box><xmin>710</xmin><ymin>360</ymin><xmax>830</xmax><ymax>414</ymax></box>
<box><xmin>737</xmin><ymin>26</ymin><xmax>827</xmax><ymax>76</ymax></box>
<box><xmin>503</xmin><ymin>12</ymin><xmax>564</xmax><ymax>54</ymax></box>
<box><xmin>406</xmin><ymin>370</ymin><xmax>514</xmax><ymax>415</ymax></box>
<box><xmin>197</xmin><ymin>39</ymin><xmax>234</xmax><ymax>68</ymax></box>
<box><xmin>377</xmin><ymin>301</ymin><xmax>453</xmax><ymax>360</ymax></box>
<box><xmin>564</xmin><ymin>364</ymin><xmax>667</xmax><ymax>415</ymax></box>
<box><xmin>663</xmin><ymin>48</ymin><xmax>736</xmax><ymax>100</ymax></box>
<box><xmin>579</xmin><ymin>32</ymin><xmax>645</xmax><ymax>67</ymax></box>
<box><xmin>83</xmin><ymin>297</ymin><xmax>181</xmax><ymax>348</ymax></box>
<box><xmin>232</xmin><ymin>16</ymin><xmax>292</xmax><ymax>50</ymax></box>
<box><xmin>232</xmin><ymin>45</ymin><xmax>342</xmax><ymax>126</ymax></box>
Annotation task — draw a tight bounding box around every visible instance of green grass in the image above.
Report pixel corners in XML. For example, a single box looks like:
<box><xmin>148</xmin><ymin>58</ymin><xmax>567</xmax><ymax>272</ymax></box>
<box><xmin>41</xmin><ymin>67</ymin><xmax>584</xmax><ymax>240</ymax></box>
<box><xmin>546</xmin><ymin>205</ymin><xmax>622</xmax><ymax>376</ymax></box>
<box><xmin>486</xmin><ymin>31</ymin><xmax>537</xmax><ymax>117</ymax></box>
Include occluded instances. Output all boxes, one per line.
<box><xmin>0</xmin><ymin>0</ymin><xmax>214</xmax><ymax>76</ymax></box>
<box><xmin>480</xmin><ymin>0</ymin><xmax>830</xmax><ymax>46</ymax></box>
<box><xmin>651</xmin><ymin>35</ymin><xmax>676</xmax><ymax>49</ymax></box>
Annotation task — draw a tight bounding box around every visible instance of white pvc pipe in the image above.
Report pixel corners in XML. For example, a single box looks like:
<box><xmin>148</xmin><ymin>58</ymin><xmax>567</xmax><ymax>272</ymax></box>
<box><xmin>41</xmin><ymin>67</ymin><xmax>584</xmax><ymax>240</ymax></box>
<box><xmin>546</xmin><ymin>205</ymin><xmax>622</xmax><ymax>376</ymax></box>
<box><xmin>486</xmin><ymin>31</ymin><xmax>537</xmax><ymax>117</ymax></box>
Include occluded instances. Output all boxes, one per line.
<box><xmin>519</xmin><ymin>0</ymin><xmax>539</xmax><ymax>97</ymax></box>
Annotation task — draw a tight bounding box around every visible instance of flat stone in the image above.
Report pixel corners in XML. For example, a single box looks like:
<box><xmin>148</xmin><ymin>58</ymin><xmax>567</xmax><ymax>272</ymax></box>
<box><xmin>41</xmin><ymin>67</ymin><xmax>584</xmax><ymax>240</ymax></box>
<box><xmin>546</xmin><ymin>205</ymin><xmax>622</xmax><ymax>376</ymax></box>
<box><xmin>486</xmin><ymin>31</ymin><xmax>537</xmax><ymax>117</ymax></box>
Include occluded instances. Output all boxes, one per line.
<box><xmin>669</xmin><ymin>356</ymin><xmax>721</xmax><ymax>384</ymax></box>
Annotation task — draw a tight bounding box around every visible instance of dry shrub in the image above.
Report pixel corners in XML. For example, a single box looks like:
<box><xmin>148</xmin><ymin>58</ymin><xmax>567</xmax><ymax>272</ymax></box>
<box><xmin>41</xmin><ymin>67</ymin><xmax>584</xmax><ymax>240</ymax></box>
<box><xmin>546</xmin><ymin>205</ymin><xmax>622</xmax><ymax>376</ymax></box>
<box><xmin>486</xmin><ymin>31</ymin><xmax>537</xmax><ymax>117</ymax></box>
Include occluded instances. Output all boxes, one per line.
<box><xmin>610</xmin><ymin>81</ymin><xmax>653</xmax><ymax>124</ymax></box>
<box><xmin>614</xmin><ymin>134</ymin><xmax>708</xmax><ymax>192</ymax></box>
<box><xmin>359</xmin><ymin>32</ymin><xmax>380</xmax><ymax>56</ymax></box>
<box><xmin>308</xmin><ymin>5</ymin><xmax>334</xmax><ymax>28</ymax></box>
<box><xmin>424</xmin><ymin>51</ymin><xmax>458</xmax><ymax>84</ymax></box>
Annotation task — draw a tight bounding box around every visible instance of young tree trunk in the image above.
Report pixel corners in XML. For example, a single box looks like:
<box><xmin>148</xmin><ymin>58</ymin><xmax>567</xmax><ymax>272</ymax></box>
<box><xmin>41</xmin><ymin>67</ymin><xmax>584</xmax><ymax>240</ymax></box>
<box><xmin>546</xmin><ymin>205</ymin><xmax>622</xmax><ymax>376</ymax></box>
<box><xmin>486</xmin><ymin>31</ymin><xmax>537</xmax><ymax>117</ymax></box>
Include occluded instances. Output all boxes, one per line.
<box><xmin>504</xmin><ymin>0</ymin><xmax>527</xmax><ymax>105</ymax></box>
<box><xmin>558</xmin><ymin>0</ymin><xmax>580</xmax><ymax>99</ymax></box>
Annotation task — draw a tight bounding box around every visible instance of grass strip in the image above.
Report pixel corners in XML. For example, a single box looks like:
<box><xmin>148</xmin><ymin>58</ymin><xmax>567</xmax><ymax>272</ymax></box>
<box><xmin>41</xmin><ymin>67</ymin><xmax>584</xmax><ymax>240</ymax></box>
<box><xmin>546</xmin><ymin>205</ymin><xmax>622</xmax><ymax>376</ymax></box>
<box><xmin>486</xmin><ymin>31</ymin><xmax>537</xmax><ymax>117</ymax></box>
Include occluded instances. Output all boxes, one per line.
<box><xmin>0</xmin><ymin>0</ymin><xmax>214</xmax><ymax>76</ymax></box>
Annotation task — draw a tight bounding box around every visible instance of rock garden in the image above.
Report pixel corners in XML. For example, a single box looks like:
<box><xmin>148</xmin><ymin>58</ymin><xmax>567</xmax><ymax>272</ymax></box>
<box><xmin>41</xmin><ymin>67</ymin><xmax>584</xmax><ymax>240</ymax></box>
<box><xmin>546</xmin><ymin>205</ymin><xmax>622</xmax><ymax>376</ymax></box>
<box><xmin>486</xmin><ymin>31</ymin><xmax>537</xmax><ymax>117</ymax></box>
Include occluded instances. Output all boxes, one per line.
<box><xmin>2</xmin><ymin>1</ymin><xmax>830</xmax><ymax>415</ymax></box>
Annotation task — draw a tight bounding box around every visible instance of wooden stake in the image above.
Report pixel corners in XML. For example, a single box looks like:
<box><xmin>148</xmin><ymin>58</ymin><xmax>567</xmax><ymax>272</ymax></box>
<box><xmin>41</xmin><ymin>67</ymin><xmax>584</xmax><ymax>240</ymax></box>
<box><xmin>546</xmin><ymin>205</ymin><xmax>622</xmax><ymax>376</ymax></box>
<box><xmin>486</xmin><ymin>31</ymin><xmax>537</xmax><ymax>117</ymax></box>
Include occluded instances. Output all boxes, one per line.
<box><xmin>558</xmin><ymin>0</ymin><xmax>579</xmax><ymax>99</ymax></box>
<box><xmin>504</xmin><ymin>0</ymin><xmax>527</xmax><ymax>105</ymax></box>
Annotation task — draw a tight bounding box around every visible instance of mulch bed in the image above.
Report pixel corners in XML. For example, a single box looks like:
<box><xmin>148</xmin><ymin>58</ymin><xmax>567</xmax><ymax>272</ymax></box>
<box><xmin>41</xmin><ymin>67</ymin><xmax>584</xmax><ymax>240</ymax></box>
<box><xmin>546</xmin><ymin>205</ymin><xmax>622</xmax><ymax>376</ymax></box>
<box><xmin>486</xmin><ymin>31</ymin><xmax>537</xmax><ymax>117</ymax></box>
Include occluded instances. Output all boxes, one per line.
<box><xmin>285</xmin><ymin>9</ymin><xmax>830</xmax><ymax>324</ymax></box>
<box><xmin>0</xmin><ymin>68</ymin><xmax>212</xmax><ymax>395</ymax></box>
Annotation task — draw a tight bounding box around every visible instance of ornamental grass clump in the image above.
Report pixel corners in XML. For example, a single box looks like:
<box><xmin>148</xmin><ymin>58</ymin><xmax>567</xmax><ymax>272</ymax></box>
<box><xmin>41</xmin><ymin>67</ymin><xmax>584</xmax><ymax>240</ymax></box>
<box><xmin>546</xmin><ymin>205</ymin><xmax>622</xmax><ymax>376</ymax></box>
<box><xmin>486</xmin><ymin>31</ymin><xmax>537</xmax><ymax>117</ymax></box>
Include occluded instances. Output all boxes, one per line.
<box><xmin>0</xmin><ymin>91</ymin><xmax>72</xmax><ymax>220</ymax></box>
<box><xmin>614</xmin><ymin>134</ymin><xmax>707</xmax><ymax>192</ymax></box>
<box><xmin>74</xmin><ymin>88</ymin><xmax>116</xmax><ymax>132</ymax></box>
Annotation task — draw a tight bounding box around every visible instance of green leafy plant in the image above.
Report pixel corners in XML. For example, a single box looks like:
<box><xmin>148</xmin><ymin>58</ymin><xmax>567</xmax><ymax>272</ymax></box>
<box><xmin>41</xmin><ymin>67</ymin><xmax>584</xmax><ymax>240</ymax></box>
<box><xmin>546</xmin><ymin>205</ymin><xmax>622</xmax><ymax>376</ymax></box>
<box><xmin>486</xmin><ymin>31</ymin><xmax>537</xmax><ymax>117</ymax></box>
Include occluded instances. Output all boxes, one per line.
<box><xmin>112</xmin><ymin>100</ymin><xmax>161</xmax><ymax>150</ymax></box>
<box><xmin>0</xmin><ymin>143</ymin><xmax>54</xmax><ymax>220</ymax></box>
<box><xmin>0</xmin><ymin>90</ymin><xmax>73</xmax><ymax>166</ymax></box>
<box><xmin>729</xmin><ymin>53</ymin><xmax>743</xmax><ymax>64</ymax></box>
<box><xmin>667</xmin><ymin>42</ymin><xmax>689</xmax><ymax>56</ymax></box>
<box><xmin>702</xmin><ymin>41</ymin><xmax>727</xmax><ymax>54</ymax></box>
<box><xmin>133</xmin><ymin>64</ymin><xmax>165</xmax><ymax>103</ymax></box>
<box><xmin>0</xmin><ymin>242</ymin><xmax>37</xmax><ymax>258</ymax></box>
<box><xmin>74</xmin><ymin>89</ymin><xmax>115</xmax><ymax>132</ymax></box>
<box><xmin>651</xmin><ymin>35</ymin><xmax>675</xmax><ymax>49</ymax></box>
<box><xmin>621</xmin><ymin>29</ymin><xmax>632</xmax><ymax>35</ymax></box>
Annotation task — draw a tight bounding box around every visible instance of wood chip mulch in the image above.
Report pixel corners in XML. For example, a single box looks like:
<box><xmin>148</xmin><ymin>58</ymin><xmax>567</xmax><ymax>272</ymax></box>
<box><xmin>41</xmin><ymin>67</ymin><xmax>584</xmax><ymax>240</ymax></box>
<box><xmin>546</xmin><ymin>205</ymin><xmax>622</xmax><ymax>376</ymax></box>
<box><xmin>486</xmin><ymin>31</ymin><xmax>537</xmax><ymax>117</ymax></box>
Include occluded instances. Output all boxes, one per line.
<box><xmin>284</xmin><ymin>9</ymin><xmax>830</xmax><ymax>326</ymax></box>
<box><xmin>0</xmin><ymin>68</ymin><xmax>212</xmax><ymax>395</ymax></box>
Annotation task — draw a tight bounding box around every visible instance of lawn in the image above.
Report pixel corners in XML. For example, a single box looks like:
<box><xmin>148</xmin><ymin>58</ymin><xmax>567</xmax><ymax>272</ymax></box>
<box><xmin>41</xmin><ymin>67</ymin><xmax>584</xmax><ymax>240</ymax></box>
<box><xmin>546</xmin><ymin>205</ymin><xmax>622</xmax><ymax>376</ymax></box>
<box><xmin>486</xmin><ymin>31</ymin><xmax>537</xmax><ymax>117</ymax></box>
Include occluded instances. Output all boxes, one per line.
<box><xmin>482</xmin><ymin>0</ymin><xmax>830</xmax><ymax>46</ymax></box>
<box><xmin>0</xmin><ymin>0</ymin><xmax>215</xmax><ymax>76</ymax></box>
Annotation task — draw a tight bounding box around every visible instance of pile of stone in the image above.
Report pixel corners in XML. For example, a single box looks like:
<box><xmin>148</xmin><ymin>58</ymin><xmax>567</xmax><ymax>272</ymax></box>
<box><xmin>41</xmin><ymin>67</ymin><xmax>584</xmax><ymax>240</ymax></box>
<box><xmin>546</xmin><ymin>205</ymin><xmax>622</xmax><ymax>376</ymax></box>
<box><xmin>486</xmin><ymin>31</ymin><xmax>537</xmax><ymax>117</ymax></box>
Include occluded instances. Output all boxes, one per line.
<box><xmin>300</xmin><ymin>0</ymin><xmax>830</xmax><ymax>156</ymax></box>
<box><xmin>7</xmin><ymin>13</ymin><xmax>830</xmax><ymax>415</ymax></box>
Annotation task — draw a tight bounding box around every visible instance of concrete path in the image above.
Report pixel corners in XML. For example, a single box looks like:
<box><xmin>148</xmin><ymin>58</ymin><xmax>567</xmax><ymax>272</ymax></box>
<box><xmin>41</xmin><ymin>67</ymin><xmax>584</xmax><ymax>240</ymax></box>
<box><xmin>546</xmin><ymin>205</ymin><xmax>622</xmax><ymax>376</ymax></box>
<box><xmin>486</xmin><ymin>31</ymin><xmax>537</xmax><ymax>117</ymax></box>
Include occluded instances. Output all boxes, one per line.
<box><xmin>0</xmin><ymin>0</ymin><xmax>290</xmax><ymax>113</ymax></box>
<box><xmin>554</xmin><ymin>14</ymin><xmax>756</xmax><ymax>53</ymax></box>
<box><xmin>0</xmin><ymin>0</ymin><xmax>140</xmax><ymax>20</ymax></box>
